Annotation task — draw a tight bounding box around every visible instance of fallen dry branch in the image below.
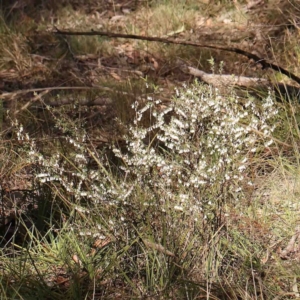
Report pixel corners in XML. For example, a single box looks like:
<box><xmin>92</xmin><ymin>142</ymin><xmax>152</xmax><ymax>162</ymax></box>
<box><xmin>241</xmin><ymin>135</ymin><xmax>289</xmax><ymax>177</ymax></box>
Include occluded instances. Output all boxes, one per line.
<box><xmin>1</xmin><ymin>86</ymin><xmax>111</xmax><ymax>102</ymax></box>
<box><xmin>1</xmin><ymin>85</ymin><xmax>136</xmax><ymax>109</ymax></box>
<box><xmin>180</xmin><ymin>65</ymin><xmax>300</xmax><ymax>100</ymax></box>
<box><xmin>54</xmin><ymin>28</ymin><xmax>300</xmax><ymax>86</ymax></box>
<box><xmin>181</xmin><ymin>65</ymin><xmax>269</xmax><ymax>88</ymax></box>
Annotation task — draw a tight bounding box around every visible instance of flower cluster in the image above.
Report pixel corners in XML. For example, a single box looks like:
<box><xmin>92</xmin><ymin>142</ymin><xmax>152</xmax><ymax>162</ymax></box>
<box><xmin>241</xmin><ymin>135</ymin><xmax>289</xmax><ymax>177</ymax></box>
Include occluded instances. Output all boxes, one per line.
<box><xmin>114</xmin><ymin>82</ymin><xmax>278</xmax><ymax>220</ymax></box>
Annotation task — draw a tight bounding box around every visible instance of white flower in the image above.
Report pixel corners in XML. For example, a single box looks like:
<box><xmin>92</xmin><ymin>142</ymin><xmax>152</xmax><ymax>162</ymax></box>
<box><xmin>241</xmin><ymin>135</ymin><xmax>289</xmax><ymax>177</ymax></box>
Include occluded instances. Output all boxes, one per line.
<box><xmin>174</xmin><ymin>205</ymin><xmax>184</xmax><ymax>211</ymax></box>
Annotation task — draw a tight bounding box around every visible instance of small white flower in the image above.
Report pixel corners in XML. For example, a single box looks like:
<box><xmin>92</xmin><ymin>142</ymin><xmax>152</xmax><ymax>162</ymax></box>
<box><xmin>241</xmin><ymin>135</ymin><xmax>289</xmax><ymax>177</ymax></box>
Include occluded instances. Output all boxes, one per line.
<box><xmin>264</xmin><ymin>140</ymin><xmax>273</xmax><ymax>147</ymax></box>
<box><xmin>174</xmin><ymin>205</ymin><xmax>184</xmax><ymax>211</ymax></box>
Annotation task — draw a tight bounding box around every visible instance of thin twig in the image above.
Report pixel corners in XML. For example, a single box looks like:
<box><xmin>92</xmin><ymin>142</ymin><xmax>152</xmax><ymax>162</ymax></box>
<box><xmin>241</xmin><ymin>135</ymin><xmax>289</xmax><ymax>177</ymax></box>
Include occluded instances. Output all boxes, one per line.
<box><xmin>53</xmin><ymin>28</ymin><xmax>300</xmax><ymax>85</ymax></box>
<box><xmin>13</xmin><ymin>90</ymin><xmax>50</xmax><ymax>116</ymax></box>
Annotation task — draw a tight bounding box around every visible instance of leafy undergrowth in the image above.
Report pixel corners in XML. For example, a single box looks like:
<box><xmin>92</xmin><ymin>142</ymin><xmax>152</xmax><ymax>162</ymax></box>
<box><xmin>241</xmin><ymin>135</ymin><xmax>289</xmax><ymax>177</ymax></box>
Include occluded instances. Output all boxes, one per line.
<box><xmin>1</xmin><ymin>80</ymin><xmax>300</xmax><ymax>299</ymax></box>
<box><xmin>1</xmin><ymin>1</ymin><xmax>300</xmax><ymax>299</ymax></box>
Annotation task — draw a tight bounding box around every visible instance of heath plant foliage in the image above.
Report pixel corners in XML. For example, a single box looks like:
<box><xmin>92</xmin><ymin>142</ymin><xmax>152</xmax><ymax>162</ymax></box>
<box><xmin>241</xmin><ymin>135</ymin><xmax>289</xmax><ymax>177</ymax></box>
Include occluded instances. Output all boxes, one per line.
<box><xmin>114</xmin><ymin>81</ymin><xmax>278</xmax><ymax>223</ymax></box>
<box><xmin>15</xmin><ymin>81</ymin><xmax>279</xmax><ymax>234</ymax></box>
<box><xmin>8</xmin><ymin>81</ymin><xmax>281</xmax><ymax>298</ymax></box>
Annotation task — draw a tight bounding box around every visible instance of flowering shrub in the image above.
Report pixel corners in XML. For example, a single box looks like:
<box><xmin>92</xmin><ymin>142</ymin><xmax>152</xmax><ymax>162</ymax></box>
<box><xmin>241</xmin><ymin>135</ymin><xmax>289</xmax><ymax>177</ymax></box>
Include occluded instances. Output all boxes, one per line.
<box><xmin>16</xmin><ymin>81</ymin><xmax>278</xmax><ymax>232</ymax></box>
<box><xmin>113</xmin><ymin>82</ymin><xmax>277</xmax><ymax>222</ymax></box>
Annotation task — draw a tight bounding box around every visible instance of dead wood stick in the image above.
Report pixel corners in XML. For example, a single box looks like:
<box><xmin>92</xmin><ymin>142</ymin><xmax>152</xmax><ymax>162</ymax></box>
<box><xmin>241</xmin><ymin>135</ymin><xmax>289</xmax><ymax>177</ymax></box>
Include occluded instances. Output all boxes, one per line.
<box><xmin>1</xmin><ymin>86</ymin><xmax>134</xmax><ymax>107</ymax></box>
<box><xmin>13</xmin><ymin>89</ymin><xmax>50</xmax><ymax>116</ymax></box>
<box><xmin>1</xmin><ymin>86</ymin><xmax>109</xmax><ymax>99</ymax></box>
<box><xmin>53</xmin><ymin>28</ymin><xmax>300</xmax><ymax>85</ymax></box>
<box><xmin>182</xmin><ymin>65</ymin><xmax>300</xmax><ymax>100</ymax></box>
<box><xmin>182</xmin><ymin>65</ymin><xmax>270</xmax><ymax>88</ymax></box>
<box><xmin>1</xmin><ymin>85</ymin><xmax>152</xmax><ymax>108</ymax></box>
<box><xmin>1</xmin><ymin>86</ymin><xmax>114</xmax><ymax>107</ymax></box>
